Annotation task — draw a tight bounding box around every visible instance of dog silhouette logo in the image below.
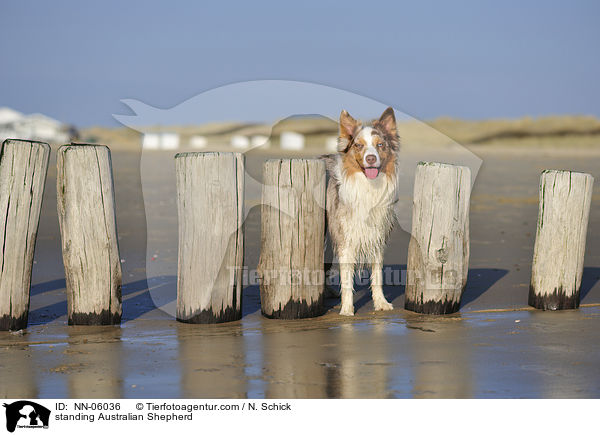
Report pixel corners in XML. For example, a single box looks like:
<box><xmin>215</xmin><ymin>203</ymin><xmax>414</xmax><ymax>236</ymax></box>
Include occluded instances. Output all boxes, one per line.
<box><xmin>3</xmin><ymin>401</ymin><xmax>50</xmax><ymax>432</ymax></box>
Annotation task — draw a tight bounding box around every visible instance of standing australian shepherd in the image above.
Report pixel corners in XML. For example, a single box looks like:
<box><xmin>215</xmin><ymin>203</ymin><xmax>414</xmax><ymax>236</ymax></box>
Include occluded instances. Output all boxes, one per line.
<box><xmin>323</xmin><ymin>107</ymin><xmax>399</xmax><ymax>316</ymax></box>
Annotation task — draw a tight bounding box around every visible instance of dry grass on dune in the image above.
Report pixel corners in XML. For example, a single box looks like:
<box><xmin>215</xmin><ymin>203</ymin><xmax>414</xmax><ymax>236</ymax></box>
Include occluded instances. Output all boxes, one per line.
<box><xmin>427</xmin><ymin>115</ymin><xmax>600</xmax><ymax>146</ymax></box>
<box><xmin>79</xmin><ymin>126</ymin><xmax>142</xmax><ymax>150</ymax></box>
<box><xmin>79</xmin><ymin>115</ymin><xmax>600</xmax><ymax>151</ymax></box>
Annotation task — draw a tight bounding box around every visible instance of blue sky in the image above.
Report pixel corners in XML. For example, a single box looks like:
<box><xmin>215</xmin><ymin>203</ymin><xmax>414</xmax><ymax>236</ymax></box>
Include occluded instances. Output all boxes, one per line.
<box><xmin>1</xmin><ymin>0</ymin><xmax>599</xmax><ymax>127</ymax></box>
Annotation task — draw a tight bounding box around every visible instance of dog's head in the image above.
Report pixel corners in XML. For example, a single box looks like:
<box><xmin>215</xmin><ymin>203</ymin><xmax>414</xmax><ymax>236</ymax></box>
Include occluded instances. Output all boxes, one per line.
<box><xmin>337</xmin><ymin>107</ymin><xmax>399</xmax><ymax>180</ymax></box>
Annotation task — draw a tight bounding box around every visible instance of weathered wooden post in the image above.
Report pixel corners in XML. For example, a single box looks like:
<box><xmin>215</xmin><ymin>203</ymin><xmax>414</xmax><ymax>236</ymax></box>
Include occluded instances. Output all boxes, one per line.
<box><xmin>405</xmin><ymin>162</ymin><xmax>471</xmax><ymax>314</ymax></box>
<box><xmin>258</xmin><ymin>159</ymin><xmax>326</xmax><ymax>319</ymax></box>
<box><xmin>529</xmin><ymin>170</ymin><xmax>594</xmax><ymax>310</ymax></box>
<box><xmin>0</xmin><ymin>140</ymin><xmax>50</xmax><ymax>330</ymax></box>
<box><xmin>175</xmin><ymin>152</ymin><xmax>244</xmax><ymax>323</ymax></box>
<box><xmin>57</xmin><ymin>144</ymin><xmax>122</xmax><ymax>325</ymax></box>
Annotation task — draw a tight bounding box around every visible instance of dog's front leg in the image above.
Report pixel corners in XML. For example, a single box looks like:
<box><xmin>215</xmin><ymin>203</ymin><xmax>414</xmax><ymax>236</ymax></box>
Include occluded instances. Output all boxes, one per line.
<box><xmin>371</xmin><ymin>255</ymin><xmax>393</xmax><ymax>311</ymax></box>
<box><xmin>339</xmin><ymin>249</ymin><xmax>355</xmax><ymax>316</ymax></box>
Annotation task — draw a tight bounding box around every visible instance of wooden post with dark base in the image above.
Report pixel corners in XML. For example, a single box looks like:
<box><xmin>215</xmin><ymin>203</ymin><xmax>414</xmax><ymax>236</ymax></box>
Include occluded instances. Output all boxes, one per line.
<box><xmin>405</xmin><ymin>162</ymin><xmax>471</xmax><ymax>314</ymax></box>
<box><xmin>57</xmin><ymin>144</ymin><xmax>122</xmax><ymax>325</ymax></box>
<box><xmin>175</xmin><ymin>152</ymin><xmax>244</xmax><ymax>323</ymax></box>
<box><xmin>0</xmin><ymin>140</ymin><xmax>50</xmax><ymax>331</ymax></box>
<box><xmin>258</xmin><ymin>159</ymin><xmax>326</xmax><ymax>319</ymax></box>
<box><xmin>529</xmin><ymin>170</ymin><xmax>594</xmax><ymax>310</ymax></box>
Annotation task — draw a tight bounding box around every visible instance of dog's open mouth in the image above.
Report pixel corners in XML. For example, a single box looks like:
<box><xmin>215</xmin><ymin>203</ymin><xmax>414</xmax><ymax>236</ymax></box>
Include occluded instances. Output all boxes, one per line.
<box><xmin>363</xmin><ymin>167</ymin><xmax>379</xmax><ymax>180</ymax></box>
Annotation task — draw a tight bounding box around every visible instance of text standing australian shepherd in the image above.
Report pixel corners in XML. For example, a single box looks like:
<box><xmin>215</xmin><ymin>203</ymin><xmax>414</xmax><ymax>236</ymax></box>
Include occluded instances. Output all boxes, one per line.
<box><xmin>323</xmin><ymin>107</ymin><xmax>399</xmax><ymax>316</ymax></box>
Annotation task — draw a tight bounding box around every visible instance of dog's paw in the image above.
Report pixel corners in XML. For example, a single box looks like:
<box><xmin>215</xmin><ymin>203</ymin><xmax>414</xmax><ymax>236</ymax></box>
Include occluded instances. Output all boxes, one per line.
<box><xmin>374</xmin><ymin>299</ymin><xmax>394</xmax><ymax>311</ymax></box>
<box><xmin>339</xmin><ymin>305</ymin><xmax>355</xmax><ymax>316</ymax></box>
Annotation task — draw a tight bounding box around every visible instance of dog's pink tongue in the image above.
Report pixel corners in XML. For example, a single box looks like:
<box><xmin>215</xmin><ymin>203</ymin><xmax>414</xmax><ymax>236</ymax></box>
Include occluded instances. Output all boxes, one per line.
<box><xmin>364</xmin><ymin>168</ymin><xmax>379</xmax><ymax>179</ymax></box>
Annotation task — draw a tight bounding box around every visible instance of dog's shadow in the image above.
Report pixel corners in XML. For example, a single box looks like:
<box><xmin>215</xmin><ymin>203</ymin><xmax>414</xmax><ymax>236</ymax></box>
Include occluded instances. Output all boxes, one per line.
<box><xmin>324</xmin><ymin>265</ymin><xmax>512</xmax><ymax>313</ymax></box>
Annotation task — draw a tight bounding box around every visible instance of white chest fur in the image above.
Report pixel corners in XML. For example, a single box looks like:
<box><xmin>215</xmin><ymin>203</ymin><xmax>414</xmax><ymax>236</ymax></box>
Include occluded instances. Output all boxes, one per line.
<box><xmin>337</xmin><ymin>170</ymin><xmax>397</xmax><ymax>258</ymax></box>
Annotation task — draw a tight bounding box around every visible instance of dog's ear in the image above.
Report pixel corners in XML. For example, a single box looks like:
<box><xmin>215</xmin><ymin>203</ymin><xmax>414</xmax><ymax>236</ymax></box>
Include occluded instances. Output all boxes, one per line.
<box><xmin>339</xmin><ymin>110</ymin><xmax>359</xmax><ymax>140</ymax></box>
<box><xmin>374</xmin><ymin>107</ymin><xmax>397</xmax><ymax>137</ymax></box>
<box><xmin>339</xmin><ymin>110</ymin><xmax>360</xmax><ymax>152</ymax></box>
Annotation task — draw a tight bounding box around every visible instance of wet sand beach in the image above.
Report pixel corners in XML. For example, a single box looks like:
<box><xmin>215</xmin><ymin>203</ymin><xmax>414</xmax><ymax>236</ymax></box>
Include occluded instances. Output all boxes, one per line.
<box><xmin>1</xmin><ymin>145</ymin><xmax>599</xmax><ymax>398</ymax></box>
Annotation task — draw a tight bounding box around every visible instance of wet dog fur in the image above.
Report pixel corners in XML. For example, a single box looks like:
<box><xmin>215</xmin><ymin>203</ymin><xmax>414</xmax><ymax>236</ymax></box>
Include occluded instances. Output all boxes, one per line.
<box><xmin>323</xmin><ymin>107</ymin><xmax>399</xmax><ymax>316</ymax></box>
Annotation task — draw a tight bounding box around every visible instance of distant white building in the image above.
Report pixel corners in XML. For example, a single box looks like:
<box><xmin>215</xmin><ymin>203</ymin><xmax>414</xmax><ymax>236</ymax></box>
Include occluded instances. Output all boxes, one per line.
<box><xmin>16</xmin><ymin>114</ymin><xmax>69</xmax><ymax>142</ymax></box>
<box><xmin>231</xmin><ymin>135</ymin><xmax>250</xmax><ymax>149</ymax></box>
<box><xmin>0</xmin><ymin>107</ymin><xmax>71</xmax><ymax>144</ymax></box>
<box><xmin>142</xmin><ymin>132</ymin><xmax>180</xmax><ymax>150</ymax></box>
<box><xmin>325</xmin><ymin>136</ymin><xmax>338</xmax><ymax>152</ymax></box>
<box><xmin>160</xmin><ymin>133</ymin><xmax>179</xmax><ymax>150</ymax></box>
<box><xmin>142</xmin><ymin>133</ymin><xmax>160</xmax><ymax>150</ymax></box>
<box><xmin>0</xmin><ymin>107</ymin><xmax>22</xmax><ymax>124</ymax></box>
<box><xmin>280</xmin><ymin>131</ymin><xmax>305</xmax><ymax>151</ymax></box>
<box><xmin>251</xmin><ymin>135</ymin><xmax>270</xmax><ymax>149</ymax></box>
<box><xmin>189</xmin><ymin>135</ymin><xmax>207</xmax><ymax>149</ymax></box>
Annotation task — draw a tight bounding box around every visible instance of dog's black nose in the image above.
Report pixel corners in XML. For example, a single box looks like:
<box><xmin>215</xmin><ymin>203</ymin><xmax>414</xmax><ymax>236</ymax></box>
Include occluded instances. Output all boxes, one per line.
<box><xmin>365</xmin><ymin>154</ymin><xmax>377</xmax><ymax>166</ymax></box>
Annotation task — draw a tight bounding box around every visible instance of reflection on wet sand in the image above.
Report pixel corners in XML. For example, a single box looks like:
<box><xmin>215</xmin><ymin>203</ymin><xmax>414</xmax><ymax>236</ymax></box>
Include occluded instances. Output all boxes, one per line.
<box><xmin>527</xmin><ymin>310</ymin><xmax>598</xmax><ymax>399</ymax></box>
<box><xmin>261</xmin><ymin>322</ymin><xmax>330</xmax><ymax>398</ymax></box>
<box><xmin>242</xmin><ymin>323</ymin><xmax>264</xmax><ymax>398</ymax></box>
<box><xmin>1</xmin><ymin>325</ymin><xmax>124</xmax><ymax>399</ymax></box>
<box><xmin>0</xmin><ymin>335</ymin><xmax>38</xmax><ymax>398</ymax></box>
<box><xmin>177</xmin><ymin>322</ymin><xmax>247</xmax><ymax>398</ymax></box>
<box><xmin>65</xmin><ymin>327</ymin><xmax>123</xmax><ymax>398</ymax></box>
<box><xmin>327</xmin><ymin>322</ymin><xmax>392</xmax><ymax>398</ymax></box>
<box><xmin>407</xmin><ymin>314</ymin><xmax>472</xmax><ymax>398</ymax></box>
<box><xmin>261</xmin><ymin>319</ymin><xmax>394</xmax><ymax>398</ymax></box>
<box><xmin>3</xmin><ymin>305</ymin><xmax>599</xmax><ymax>398</ymax></box>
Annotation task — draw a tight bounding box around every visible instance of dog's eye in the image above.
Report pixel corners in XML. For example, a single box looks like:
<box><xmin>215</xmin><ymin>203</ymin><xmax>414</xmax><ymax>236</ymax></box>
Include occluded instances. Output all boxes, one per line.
<box><xmin>377</xmin><ymin>143</ymin><xmax>384</xmax><ymax>147</ymax></box>
<box><xmin>354</xmin><ymin>142</ymin><xmax>363</xmax><ymax>149</ymax></box>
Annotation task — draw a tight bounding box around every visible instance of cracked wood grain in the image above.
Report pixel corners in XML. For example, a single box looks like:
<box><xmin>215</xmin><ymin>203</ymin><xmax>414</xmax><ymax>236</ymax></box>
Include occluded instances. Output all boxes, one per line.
<box><xmin>529</xmin><ymin>170</ymin><xmax>594</xmax><ymax>310</ymax></box>
<box><xmin>175</xmin><ymin>152</ymin><xmax>244</xmax><ymax>323</ymax></box>
<box><xmin>258</xmin><ymin>159</ymin><xmax>325</xmax><ymax>319</ymax></box>
<box><xmin>405</xmin><ymin>162</ymin><xmax>471</xmax><ymax>314</ymax></box>
<box><xmin>0</xmin><ymin>139</ymin><xmax>50</xmax><ymax>330</ymax></box>
<box><xmin>57</xmin><ymin>144</ymin><xmax>122</xmax><ymax>325</ymax></box>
